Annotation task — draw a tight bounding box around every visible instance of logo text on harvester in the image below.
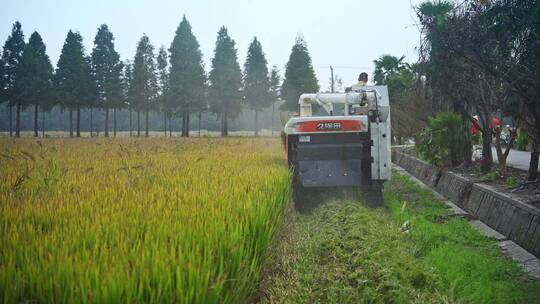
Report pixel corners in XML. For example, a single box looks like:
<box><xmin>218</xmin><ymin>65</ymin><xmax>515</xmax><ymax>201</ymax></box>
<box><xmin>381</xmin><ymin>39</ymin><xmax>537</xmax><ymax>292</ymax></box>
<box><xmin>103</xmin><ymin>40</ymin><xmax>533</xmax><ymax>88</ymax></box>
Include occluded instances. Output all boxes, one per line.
<box><xmin>316</xmin><ymin>122</ymin><xmax>342</xmax><ymax>130</ymax></box>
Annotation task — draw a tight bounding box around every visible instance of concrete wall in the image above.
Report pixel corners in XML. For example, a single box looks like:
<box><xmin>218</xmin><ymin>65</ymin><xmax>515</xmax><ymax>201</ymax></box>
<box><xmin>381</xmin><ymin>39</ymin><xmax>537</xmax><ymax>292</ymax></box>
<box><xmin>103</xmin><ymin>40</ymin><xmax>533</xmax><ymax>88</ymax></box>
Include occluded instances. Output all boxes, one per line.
<box><xmin>392</xmin><ymin>151</ymin><xmax>440</xmax><ymax>187</ymax></box>
<box><xmin>435</xmin><ymin>172</ymin><xmax>473</xmax><ymax>206</ymax></box>
<box><xmin>392</xmin><ymin>150</ymin><xmax>540</xmax><ymax>258</ymax></box>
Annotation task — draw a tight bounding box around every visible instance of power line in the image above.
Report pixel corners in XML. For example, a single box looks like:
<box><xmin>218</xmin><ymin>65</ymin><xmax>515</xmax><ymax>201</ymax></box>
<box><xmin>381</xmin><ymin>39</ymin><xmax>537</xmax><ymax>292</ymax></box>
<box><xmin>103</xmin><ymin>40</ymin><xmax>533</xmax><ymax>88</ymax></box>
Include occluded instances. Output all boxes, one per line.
<box><xmin>314</xmin><ymin>65</ymin><xmax>371</xmax><ymax>70</ymax></box>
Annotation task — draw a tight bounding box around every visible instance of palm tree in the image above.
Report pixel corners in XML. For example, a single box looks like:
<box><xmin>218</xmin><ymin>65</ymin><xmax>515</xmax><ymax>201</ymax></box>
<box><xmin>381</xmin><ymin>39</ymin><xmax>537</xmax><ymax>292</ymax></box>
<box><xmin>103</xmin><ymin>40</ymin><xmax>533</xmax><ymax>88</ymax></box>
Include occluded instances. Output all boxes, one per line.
<box><xmin>373</xmin><ymin>55</ymin><xmax>406</xmax><ymax>85</ymax></box>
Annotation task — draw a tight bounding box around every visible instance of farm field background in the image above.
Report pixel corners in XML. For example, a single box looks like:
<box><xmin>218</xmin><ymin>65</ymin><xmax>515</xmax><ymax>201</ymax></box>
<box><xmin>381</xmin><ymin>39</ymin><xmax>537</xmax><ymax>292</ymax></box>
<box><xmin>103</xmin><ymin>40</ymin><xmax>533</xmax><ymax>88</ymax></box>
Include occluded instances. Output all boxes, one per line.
<box><xmin>0</xmin><ymin>137</ymin><xmax>290</xmax><ymax>303</ymax></box>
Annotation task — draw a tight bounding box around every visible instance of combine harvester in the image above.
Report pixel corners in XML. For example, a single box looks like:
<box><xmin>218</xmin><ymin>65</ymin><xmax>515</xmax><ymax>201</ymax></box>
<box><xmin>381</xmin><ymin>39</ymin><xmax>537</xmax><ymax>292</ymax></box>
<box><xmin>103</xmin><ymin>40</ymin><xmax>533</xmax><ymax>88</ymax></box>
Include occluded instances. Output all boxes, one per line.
<box><xmin>283</xmin><ymin>86</ymin><xmax>391</xmax><ymax>207</ymax></box>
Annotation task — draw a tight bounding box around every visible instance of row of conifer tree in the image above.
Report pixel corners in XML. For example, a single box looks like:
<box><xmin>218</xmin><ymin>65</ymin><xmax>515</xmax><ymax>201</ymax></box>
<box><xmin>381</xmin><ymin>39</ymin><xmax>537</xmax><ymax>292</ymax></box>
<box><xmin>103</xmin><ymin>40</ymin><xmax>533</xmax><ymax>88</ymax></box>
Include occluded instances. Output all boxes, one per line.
<box><xmin>0</xmin><ymin>16</ymin><xmax>320</xmax><ymax>137</ymax></box>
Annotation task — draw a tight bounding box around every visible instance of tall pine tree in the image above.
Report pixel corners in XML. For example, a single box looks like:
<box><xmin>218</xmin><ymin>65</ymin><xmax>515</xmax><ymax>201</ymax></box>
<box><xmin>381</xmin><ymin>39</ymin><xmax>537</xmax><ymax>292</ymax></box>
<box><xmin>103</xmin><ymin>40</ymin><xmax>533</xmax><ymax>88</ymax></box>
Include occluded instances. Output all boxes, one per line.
<box><xmin>269</xmin><ymin>65</ymin><xmax>281</xmax><ymax>135</ymax></box>
<box><xmin>209</xmin><ymin>26</ymin><xmax>242</xmax><ymax>136</ymax></box>
<box><xmin>169</xmin><ymin>16</ymin><xmax>206</xmax><ymax>137</ymax></box>
<box><xmin>123</xmin><ymin>60</ymin><xmax>134</xmax><ymax>136</ymax></box>
<box><xmin>1</xmin><ymin>21</ymin><xmax>25</xmax><ymax>137</ymax></box>
<box><xmin>0</xmin><ymin>49</ymin><xmax>5</xmax><ymax>125</ymax></box>
<box><xmin>156</xmin><ymin>45</ymin><xmax>169</xmax><ymax>136</ymax></box>
<box><xmin>243</xmin><ymin>37</ymin><xmax>270</xmax><ymax>136</ymax></box>
<box><xmin>91</xmin><ymin>24</ymin><xmax>123</xmax><ymax>137</ymax></box>
<box><xmin>131</xmin><ymin>34</ymin><xmax>157</xmax><ymax>137</ymax></box>
<box><xmin>281</xmin><ymin>35</ymin><xmax>319</xmax><ymax>111</ymax></box>
<box><xmin>86</xmin><ymin>55</ymin><xmax>99</xmax><ymax>137</ymax></box>
<box><xmin>55</xmin><ymin>30</ymin><xmax>93</xmax><ymax>137</ymax></box>
<box><xmin>14</xmin><ymin>31</ymin><xmax>54</xmax><ymax>137</ymax></box>
<box><xmin>269</xmin><ymin>66</ymin><xmax>281</xmax><ymax>100</ymax></box>
<box><xmin>111</xmin><ymin>59</ymin><xmax>123</xmax><ymax>136</ymax></box>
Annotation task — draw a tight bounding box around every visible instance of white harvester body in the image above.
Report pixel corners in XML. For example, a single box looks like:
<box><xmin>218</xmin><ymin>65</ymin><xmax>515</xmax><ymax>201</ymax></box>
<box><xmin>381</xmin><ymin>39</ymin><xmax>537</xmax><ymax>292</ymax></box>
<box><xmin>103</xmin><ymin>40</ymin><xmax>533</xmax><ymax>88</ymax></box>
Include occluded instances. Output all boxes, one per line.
<box><xmin>283</xmin><ymin>86</ymin><xmax>391</xmax><ymax>204</ymax></box>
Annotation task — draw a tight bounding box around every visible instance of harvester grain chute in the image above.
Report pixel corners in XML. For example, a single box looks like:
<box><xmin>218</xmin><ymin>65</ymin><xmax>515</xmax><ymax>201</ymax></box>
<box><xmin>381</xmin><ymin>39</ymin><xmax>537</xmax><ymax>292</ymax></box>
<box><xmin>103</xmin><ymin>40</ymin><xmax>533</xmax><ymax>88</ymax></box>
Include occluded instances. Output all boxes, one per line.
<box><xmin>283</xmin><ymin>86</ymin><xmax>391</xmax><ymax>207</ymax></box>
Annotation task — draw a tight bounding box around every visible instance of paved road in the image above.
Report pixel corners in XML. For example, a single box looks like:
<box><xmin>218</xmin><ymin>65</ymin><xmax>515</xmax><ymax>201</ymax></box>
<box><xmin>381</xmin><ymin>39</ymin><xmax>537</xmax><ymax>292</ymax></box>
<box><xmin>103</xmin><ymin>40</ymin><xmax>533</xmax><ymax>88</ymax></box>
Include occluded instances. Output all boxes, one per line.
<box><xmin>394</xmin><ymin>144</ymin><xmax>533</xmax><ymax>172</ymax></box>
<box><xmin>492</xmin><ymin>147</ymin><xmax>531</xmax><ymax>171</ymax></box>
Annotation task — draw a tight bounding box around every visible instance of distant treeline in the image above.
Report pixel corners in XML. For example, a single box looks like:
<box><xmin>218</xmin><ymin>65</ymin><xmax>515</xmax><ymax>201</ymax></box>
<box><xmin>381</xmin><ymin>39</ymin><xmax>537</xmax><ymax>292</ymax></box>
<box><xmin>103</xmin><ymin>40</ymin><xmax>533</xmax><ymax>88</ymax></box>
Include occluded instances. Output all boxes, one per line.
<box><xmin>0</xmin><ymin>102</ymin><xmax>282</xmax><ymax>136</ymax></box>
<box><xmin>0</xmin><ymin>17</ymin><xmax>319</xmax><ymax>137</ymax></box>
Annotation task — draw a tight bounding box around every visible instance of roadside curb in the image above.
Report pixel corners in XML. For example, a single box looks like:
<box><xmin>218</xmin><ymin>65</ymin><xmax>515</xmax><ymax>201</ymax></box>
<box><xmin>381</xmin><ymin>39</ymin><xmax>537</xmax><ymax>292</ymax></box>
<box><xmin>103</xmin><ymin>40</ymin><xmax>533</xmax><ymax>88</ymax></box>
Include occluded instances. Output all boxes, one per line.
<box><xmin>392</xmin><ymin>160</ymin><xmax>540</xmax><ymax>280</ymax></box>
<box><xmin>392</xmin><ymin>150</ymin><xmax>540</xmax><ymax>258</ymax></box>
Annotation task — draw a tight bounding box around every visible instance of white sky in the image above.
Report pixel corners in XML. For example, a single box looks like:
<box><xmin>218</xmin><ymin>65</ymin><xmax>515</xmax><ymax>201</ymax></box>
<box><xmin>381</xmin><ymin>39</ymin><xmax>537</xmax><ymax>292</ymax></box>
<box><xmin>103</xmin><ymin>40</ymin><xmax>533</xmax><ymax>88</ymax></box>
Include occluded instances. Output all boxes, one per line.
<box><xmin>1</xmin><ymin>0</ymin><xmax>423</xmax><ymax>90</ymax></box>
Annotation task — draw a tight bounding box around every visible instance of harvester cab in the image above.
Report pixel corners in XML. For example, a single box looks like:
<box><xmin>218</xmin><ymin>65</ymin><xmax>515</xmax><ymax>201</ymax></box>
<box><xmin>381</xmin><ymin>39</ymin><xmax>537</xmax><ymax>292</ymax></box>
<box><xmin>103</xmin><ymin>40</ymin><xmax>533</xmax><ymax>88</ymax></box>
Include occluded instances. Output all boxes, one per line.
<box><xmin>283</xmin><ymin>86</ymin><xmax>391</xmax><ymax>206</ymax></box>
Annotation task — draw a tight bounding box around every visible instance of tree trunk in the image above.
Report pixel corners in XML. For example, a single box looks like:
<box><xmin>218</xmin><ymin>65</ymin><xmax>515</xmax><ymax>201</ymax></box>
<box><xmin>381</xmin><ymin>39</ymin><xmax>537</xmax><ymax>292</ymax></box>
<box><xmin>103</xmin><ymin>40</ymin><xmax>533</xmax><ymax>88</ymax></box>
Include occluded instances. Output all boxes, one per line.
<box><xmin>90</xmin><ymin>108</ymin><xmax>93</xmax><ymax>137</ymax></box>
<box><xmin>15</xmin><ymin>103</ymin><xmax>21</xmax><ymax>137</ymax></box>
<box><xmin>41</xmin><ymin>107</ymin><xmax>45</xmax><ymax>137</ymax></box>
<box><xmin>198</xmin><ymin>112</ymin><xmax>201</xmax><ymax>137</ymax></box>
<box><xmin>221</xmin><ymin>111</ymin><xmax>228</xmax><ymax>137</ymax></box>
<box><xmin>495</xmin><ymin>127</ymin><xmax>517</xmax><ymax>175</ymax></box>
<box><xmin>182</xmin><ymin>110</ymin><xmax>190</xmax><ymax>137</ymax></box>
<box><xmin>221</xmin><ymin>111</ymin><xmax>225</xmax><ymax>136</ymax></box>
<box><xmin>459</xmin><ymin>122</ymin><xmax>473</xmax><ymax>168</ymax></box>
<box><xmin>459</xmin><ymin>110</ymin><xmax>473</xmax><ymax>167</ymax></box>
<box><xmin>254</xmin><ymin>110</ymin><xmax>258</xmax><ymax>136</ymax></box>
<box><xmin>528</xmin><ymin>151</ymin><xmax>539</xmax><ymax>181</ymax></box>
<box><xmin>528</xmin><ymin>133</ymin><xmax>540</xmax><ymax>181</ymax></box>
<box><xmin>476</xmin><ymin>111</ymin><xmax>493</xmax><ymax>173</ymax></box>
<box><xmin>69</xmin><ymin>108</ymin><xmax>73</xmax><ymax>137</ymax></box>
<box><xmin>76</xmin><ymin>106</ymin><xmax>81</xmax><ymax>137</ymax></box>
<box><xmin>113</xmin><ymin>108</ymin><xmax>117</xmax><ymax>137</ymax></box>
<box><xmin>104</xmin><ymin>107</ymin><xmax>109</xmax><ymax>137</ymax></box>
<box><xmin>271</xmin><ymin>103</ymin><xmax>275</xmax><ymax>137</ymax></box>
<box><xmin>186</xmin><ymin>111</ymin><xmax>190</xmax><ymax>137</ymax></box>
<box><xmin>145</xmin><ymin>110</ymin><xmax>149</xmax><ymax>137</ymax></box>
<box><xmin>164</xmin><ymin>112</ymin><xmax>167</xmax><ymax>137</ymax></box>
<box><xmin>225</xmin><ymin>112</ymin><xmax>228</xmax><ymax>136</ymax></box>
<box><xmin>480</xmin><ymin>129</ymin><xmax>493</xmax><ymax>173</ymax></box>
<box><xmin>169</xmin><ymin>114</ymin><xmax>172</xmax><ymax>136</ymax></box>
<box><xmin>129</xmin><ymin>109</ymin><xmax>132</xmax><ymax>137</ymax></box>
<box><xmin>9</xmin><ymin>105</ymin><xmax>13</xmax><ymax>137</ymax></box>
<box><xmin>181</xmin><ymin>112</ymin><xmax>184</xmax><ymax>136</ymax></box>
<box><xmin>34</xmin><ymin>104</ymin><xmax>39</xmax><ymax>137</ymax></box>
<box><xmin>137</xmin><ymin>111</ymin><xmax>140</xmax><ymax>137</ymax></box>
<box><xmin>463</xmin><ymin>133</ymin><xmax>473</xmax><ymax>168</ymax></box>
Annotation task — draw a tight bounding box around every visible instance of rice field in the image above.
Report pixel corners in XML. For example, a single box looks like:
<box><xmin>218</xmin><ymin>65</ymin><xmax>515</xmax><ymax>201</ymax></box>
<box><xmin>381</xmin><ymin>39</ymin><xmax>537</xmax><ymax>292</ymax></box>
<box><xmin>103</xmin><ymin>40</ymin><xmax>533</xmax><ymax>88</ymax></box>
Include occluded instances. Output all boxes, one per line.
<box><xmin>0</xmin><ymin>137</ymin><xmax>290</xmax><ymax>303</ymax></box>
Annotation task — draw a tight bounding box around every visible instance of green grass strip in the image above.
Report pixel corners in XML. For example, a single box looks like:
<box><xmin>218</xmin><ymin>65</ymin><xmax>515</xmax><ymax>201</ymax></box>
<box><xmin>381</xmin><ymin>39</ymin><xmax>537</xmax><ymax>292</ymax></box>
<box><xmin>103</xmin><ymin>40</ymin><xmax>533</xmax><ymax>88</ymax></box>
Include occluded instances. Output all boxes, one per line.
<box><xmin>260</xmin><ymin>172</ymin><xmax>540</xmax><ymax>303</ymax></box>
<box><xmin>386</xmin><ymin>173</ymin><xmax>540</xmax><ymax>304</ymax></box>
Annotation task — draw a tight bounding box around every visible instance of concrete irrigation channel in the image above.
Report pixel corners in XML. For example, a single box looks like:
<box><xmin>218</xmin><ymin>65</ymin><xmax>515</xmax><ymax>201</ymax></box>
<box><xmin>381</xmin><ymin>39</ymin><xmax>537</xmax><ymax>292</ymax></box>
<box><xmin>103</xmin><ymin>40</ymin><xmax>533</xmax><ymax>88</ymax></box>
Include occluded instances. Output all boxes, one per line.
<box><xmin>256</xmin><ymin>172</ymin><xmax>540</xmax><ymax>304</ymax></box>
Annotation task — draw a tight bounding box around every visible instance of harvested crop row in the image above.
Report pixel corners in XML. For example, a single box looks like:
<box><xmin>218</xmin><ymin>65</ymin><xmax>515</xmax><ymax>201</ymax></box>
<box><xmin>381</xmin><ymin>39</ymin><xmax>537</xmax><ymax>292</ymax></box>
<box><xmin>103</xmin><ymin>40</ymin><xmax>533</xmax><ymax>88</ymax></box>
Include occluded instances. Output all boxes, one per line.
<box><xmin>0</xmin><ymin>137</ymin><xmax>290</xmax><ymax>303</ymax></box>
<box><xmin>258</xmin><ymin>173</ymin><xmax>540</xmax><ymax>303</ymax></box>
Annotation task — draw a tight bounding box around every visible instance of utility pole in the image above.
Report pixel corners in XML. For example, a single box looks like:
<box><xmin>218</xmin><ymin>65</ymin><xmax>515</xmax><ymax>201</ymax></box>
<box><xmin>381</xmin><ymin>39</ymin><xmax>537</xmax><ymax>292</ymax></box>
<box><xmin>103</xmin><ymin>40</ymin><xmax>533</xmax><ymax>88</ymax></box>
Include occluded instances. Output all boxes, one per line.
<box><xmin>330</xmin><ymin>66</ymin><xmax>335</xmax><ymax>93</ymax></box>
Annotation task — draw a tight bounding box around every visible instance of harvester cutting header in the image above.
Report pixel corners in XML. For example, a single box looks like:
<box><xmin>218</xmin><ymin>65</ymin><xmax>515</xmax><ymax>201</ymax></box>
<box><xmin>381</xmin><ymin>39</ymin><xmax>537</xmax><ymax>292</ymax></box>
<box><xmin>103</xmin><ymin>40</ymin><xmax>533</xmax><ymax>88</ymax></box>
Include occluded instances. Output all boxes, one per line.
<box><xmin>284</xmin><ymin>85</ymin><xmax>391</xmax><ymax>206</ymax></box>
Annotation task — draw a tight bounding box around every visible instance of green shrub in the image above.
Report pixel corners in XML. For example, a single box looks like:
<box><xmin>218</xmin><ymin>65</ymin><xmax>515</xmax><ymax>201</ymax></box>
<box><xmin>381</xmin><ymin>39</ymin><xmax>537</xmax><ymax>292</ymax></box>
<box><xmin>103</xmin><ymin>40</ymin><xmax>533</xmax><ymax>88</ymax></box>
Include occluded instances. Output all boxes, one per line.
<box><xmin>415</xmin><ymin>112</ymin><xmax>470</xmax><ymax>167</ymax></box>
<box><xmin>506</xmin><ymin>176</ymin><xmax>519</xmax><ymax>188</ymax></box>
<box><xmin>482</xmin><ymin>171</ymin><xmax>500</xmax><ymax>182</ymax></box>
<box><xmin>516</xmin><ymin>132</ymin><xmax>529</xmax><ymax>151</ymax></box>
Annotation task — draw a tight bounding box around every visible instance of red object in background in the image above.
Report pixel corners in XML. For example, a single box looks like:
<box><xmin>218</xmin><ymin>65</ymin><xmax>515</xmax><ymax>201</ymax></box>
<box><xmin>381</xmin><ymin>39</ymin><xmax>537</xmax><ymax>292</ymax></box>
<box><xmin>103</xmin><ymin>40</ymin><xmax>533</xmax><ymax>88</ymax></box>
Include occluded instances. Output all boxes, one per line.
<box><xmin>471</xmin><ymin>118</ymin><xmax>480</xmax><ymax>135</ymax></box>
<box><xmin>470</xmin><ymin>116</ymin><xmax>501</xmax><ymax>135</ymax></box>
<box><xmin>491</xmin><ymin>116</ymin><xmax>501</xmax><ymax>129</ymax></box>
